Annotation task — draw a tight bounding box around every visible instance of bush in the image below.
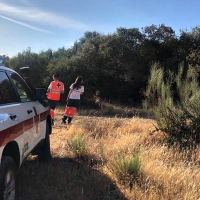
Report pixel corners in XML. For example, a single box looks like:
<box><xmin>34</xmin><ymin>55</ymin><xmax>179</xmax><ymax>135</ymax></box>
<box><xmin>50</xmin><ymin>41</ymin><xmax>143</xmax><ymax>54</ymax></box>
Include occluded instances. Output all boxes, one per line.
<box><xmin>108</xmin><ymin>152</ymin><xmax>141</xmax><ymax>187</ymax></box>
<box><xmin>144</xmin><ymin>63</ymin><xmax>200</xmax><ymax>150</ymax></box>
<box><xmin>67</xmin><ymin>134</ymin><xmax>88</xmax><ymax>158</ymax></box>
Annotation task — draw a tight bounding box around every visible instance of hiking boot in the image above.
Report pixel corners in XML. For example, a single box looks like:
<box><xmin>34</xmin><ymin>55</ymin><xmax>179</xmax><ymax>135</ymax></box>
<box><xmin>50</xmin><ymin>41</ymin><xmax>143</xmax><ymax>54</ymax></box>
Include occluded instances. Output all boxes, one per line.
<box><xmin>68</xmin><ymin>117</ymin><xmax>72</xmax><ymax>124</ymax></box>
<box><xmin>61</xmin><ymin>116</ymin><xmax>68</xmax><ymax>124</ymax></box>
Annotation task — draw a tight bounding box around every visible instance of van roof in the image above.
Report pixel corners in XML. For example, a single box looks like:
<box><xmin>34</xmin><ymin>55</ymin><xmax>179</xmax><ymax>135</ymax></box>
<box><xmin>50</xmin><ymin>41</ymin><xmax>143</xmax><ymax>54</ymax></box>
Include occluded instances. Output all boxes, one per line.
<box><xmin>0</xmin><ymin>65</ymin><xmax>16</xmax><ymax>73</ymax></box>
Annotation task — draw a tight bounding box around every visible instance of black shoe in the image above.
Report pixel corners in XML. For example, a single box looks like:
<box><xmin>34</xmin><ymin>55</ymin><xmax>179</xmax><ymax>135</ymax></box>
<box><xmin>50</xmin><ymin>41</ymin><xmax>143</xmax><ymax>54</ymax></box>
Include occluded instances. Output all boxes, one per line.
<box><xmin>68</xmin><ymin>117</ymin><xmax>72</xmax><ymax>124</ymax></box>
<box><xmin>61</xmin><ymin>116</ymin><xmax>67</xmax><ymax>124</ymax></box>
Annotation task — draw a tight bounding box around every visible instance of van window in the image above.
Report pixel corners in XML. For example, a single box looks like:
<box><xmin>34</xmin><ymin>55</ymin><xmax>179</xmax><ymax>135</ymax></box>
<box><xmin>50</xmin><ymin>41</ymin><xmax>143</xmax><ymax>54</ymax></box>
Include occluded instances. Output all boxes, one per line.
<box><xmin>0</xmin><ymin>71</ymin><xmax>18</xmax><ymax>104</ymax></box>
<box><xmin>9</xmin><ymin>73</ymin><xmax>35</xmax><ymax>102</ymax></box>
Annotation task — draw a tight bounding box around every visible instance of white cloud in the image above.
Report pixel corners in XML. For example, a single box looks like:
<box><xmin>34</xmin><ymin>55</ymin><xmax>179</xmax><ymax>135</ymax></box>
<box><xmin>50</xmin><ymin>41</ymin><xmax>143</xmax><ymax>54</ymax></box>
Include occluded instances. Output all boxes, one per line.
<box><xmin>0</xmin><ymin>14</ymin><xmax>54</xmax><ymax>33</ymax></box>
<box><xmin>0</xmin><ymin>2</ymin><xmax>89</xmax><ymax>30</ymax></box>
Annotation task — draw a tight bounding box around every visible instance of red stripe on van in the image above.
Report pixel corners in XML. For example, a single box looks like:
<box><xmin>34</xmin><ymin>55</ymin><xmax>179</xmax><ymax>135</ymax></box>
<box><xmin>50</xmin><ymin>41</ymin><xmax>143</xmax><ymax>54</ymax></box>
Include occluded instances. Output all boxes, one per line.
<box><xmin>24</xmin><ymin>118</ymin><xmax>34</xmax><ymax>132</ymax></box>
<box><xmin>0</xmin><ymin>123</ymin><xmax>23</xmax><ymax>146</ymax></box>
<box><xmin>0</xmin><ymin>110</ymin><xmax>49</xmax><ymax>147</ymax></box>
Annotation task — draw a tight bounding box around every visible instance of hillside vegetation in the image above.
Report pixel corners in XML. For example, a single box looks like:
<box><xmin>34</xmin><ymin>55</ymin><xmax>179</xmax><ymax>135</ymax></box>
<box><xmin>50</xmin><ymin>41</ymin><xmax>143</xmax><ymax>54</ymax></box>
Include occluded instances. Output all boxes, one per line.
<box><xmin>3</xmin><ymin>24</ymin><xmax>200</xmax><ymax>105</ymax></box>
<box><xmin>2</xmin><ymin>23</ymin><xmax>200</xmax><ymax>199</ymax></box>
<box><xmin>18</xmin><ymin>107</ymin><xmax>200</xmax><ymax>200</ymax></box>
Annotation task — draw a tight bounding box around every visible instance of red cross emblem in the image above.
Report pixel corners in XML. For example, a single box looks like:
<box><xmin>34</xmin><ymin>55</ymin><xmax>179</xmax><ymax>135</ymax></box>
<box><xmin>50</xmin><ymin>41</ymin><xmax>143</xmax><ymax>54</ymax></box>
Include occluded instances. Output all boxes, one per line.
<box><xmin>56</xmin><ymin>82</ymin><xmax>62</xmax><ymax>88</ymax></box>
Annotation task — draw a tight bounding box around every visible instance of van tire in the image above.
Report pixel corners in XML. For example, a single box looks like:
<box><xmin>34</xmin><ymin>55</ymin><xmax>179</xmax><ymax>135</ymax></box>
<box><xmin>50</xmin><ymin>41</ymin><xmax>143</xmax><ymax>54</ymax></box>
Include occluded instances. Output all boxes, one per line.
<box><xmin>0</xmin><ymin>156</ymin><xmax>18</xmax><ymax>200</ymax></box>
<box><xmin>38</xmin><ymin>123</ymin><xmax>51</xmax><ymax>162</ymax></box>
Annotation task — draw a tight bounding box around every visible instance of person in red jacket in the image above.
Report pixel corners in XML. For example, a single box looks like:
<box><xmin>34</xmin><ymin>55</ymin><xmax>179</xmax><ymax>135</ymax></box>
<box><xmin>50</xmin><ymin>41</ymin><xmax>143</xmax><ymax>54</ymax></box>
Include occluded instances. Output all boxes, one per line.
<box><xmin>61</xmin><ymin>76</ymin><xmax>84</xmax><ymax>124</ymax></box>
<box><xmin>47</xmin><ymin>74</ymin><xmax>64</xmax><ymax>125</ymax></box>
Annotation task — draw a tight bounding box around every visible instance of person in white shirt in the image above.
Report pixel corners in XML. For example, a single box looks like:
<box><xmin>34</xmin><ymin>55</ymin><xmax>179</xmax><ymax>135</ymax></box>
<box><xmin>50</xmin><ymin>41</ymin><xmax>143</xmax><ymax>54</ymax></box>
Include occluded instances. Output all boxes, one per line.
<box><xmin>61</xmin><ymin>76</ymin><xmax>84</xmax><ymax>124</ymax></box>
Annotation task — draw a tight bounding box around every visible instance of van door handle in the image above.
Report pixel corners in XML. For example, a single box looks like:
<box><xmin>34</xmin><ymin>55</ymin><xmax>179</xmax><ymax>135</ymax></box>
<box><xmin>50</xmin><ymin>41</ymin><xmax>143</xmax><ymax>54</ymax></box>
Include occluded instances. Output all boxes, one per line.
<box><xmin>9</xmin><ymin>114</ymin><xmax>17</xmax><ymax>120</ymax></box>
<box><xmin>27</xmin><ymin>110</ymin><xmax>33</xmax><ymax>114</ymax></box>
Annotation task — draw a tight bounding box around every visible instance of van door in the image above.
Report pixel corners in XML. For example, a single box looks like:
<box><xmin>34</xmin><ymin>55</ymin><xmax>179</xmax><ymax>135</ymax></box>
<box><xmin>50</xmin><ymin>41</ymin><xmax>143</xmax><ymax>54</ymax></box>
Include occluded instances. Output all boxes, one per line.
<box><xmin>0</xmin><ymin>71</ymin><xmax>26</xmax><ymax>163</ymax></box>
<box><xmin>7</xmin><ymin>71</ymin><xmax>44</xmax><ymax>157</ymax></box>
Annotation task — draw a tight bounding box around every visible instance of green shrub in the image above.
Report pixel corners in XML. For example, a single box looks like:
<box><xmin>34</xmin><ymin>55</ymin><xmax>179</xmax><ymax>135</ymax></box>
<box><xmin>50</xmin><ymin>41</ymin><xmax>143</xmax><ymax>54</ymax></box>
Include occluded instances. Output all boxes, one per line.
<box><xmin>108</xmin><ymin>152</ymin><xmax>141</xmax><ymax>187</ymax></box>
<box><xmin>68</xmin><ymin>135</ymin><xmax>87</xmax><ymax>158</ymax></box>
<box><xmin>144</xmin><ymin>63</ymin><xmax>200</xmax><ymax>150</ymax></box>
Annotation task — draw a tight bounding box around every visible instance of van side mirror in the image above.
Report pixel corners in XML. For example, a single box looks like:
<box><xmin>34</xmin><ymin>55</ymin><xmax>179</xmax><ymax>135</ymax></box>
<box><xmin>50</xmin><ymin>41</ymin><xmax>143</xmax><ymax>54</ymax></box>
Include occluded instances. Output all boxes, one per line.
<box><xmin>35</xmin><ymin>88</ymin><xmax>46</xmax><ymax>100</ymax></box>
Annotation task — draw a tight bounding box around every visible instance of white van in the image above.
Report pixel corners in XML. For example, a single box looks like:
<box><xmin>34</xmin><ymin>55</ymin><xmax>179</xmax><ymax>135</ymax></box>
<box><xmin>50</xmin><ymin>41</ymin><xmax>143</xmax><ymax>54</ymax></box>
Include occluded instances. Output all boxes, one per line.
<box><xmin>0</xmin><ymin>60</ymin><xmax>52</xmax><ymax>200</ymax></box>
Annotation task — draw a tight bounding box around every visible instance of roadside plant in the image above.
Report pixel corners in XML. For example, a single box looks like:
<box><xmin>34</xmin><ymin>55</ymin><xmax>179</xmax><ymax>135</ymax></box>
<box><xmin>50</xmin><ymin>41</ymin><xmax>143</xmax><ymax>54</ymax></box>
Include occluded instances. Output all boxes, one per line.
<box><xmin>108</xmin><ymin>152</ymin><xmax>141</xmax><ymax>188</ymax></box>
<box><xmin>68</xmin><ymin>134</ymin><xmax>88</xmax><ymax>158</ymax></box>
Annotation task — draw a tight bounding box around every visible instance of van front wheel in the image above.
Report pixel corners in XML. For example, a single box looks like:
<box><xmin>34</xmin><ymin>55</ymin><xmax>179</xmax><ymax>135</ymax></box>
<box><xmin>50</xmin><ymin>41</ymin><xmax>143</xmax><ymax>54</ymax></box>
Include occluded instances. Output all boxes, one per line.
<box><xmin>0</xmin><ymin>156</ymin><xmax>17</xmax><ymax>200</ymax></box>
<box><xmin>38</xmin><ymin>123</ymin><xmax>51</xmax><ymax>162</ymax></box>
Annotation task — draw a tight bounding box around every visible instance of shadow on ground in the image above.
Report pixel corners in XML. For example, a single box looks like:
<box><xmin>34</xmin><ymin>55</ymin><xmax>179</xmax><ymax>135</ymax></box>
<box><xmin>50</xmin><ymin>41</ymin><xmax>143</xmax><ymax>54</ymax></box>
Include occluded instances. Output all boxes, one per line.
<box><xmin>18</xmin><ymin>156</ymin><xmax>128</xmax><ymax>200</ymax></box>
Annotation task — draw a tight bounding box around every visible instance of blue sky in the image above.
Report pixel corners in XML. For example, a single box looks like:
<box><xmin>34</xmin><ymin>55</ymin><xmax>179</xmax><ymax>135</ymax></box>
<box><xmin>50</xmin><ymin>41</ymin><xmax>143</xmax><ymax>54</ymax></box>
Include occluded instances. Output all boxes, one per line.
<box><xmin>1</xmin><ymin>0</ymin><xmax>199</xmax><ymax>57</ymax></box>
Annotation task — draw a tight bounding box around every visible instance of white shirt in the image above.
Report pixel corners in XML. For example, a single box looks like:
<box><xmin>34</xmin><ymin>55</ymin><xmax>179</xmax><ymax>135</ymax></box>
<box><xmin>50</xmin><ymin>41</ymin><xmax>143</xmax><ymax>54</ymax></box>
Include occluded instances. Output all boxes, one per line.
<box><xmin>69</xmin><ymin>84</ymin><xmax>84</xmax><ymax>99</ymax></box>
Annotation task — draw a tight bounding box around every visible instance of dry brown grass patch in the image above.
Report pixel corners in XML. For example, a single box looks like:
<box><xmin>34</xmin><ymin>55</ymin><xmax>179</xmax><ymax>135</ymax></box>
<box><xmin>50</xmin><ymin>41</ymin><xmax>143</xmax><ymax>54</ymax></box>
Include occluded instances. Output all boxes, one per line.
<box><xmin>18</xmin><ymin>108</ymin><xmax>200</xmax><ymax>200</ymax></box>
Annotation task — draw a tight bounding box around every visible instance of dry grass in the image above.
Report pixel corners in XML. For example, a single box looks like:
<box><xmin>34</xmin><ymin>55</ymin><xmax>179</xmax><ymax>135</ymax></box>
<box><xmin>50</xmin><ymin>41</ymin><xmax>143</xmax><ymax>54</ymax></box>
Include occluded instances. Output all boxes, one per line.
<box><xmin>18</xmin><ymin>107</ymin><xmax>200</xmax><ymax>200</ymax></box>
